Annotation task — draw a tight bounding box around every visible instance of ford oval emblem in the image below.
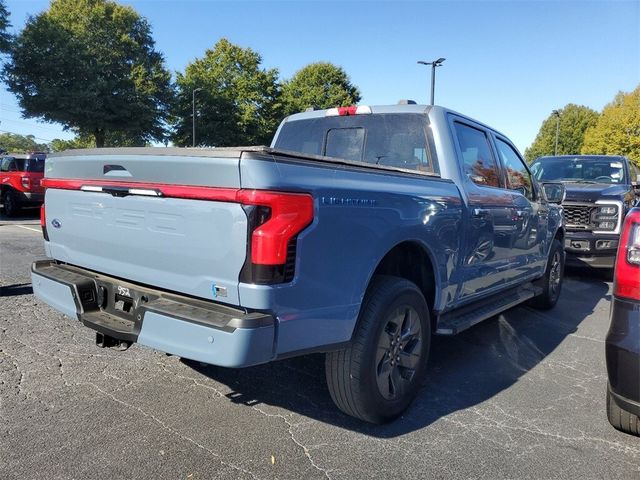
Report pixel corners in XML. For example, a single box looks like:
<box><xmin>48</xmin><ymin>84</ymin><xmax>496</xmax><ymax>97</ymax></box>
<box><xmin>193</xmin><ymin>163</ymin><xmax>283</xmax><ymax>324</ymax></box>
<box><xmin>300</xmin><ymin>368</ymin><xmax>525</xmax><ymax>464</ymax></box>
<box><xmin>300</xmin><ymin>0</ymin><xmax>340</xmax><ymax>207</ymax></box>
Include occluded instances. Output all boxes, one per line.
<box><xmin>51</xmin><ymin>219</ymin><xmax>62</xmax><ymax>229</ymax></box>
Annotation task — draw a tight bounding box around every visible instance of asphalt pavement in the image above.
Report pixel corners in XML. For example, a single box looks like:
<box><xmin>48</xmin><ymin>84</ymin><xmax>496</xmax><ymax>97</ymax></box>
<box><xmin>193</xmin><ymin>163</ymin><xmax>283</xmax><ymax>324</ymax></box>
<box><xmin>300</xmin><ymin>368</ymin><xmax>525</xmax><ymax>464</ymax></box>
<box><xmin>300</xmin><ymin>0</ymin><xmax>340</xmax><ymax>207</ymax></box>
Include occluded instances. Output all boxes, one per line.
<box><xmin>1</xmin><ymin>212</ymin><xmax>639</xmax><ymax>479</ymax></box>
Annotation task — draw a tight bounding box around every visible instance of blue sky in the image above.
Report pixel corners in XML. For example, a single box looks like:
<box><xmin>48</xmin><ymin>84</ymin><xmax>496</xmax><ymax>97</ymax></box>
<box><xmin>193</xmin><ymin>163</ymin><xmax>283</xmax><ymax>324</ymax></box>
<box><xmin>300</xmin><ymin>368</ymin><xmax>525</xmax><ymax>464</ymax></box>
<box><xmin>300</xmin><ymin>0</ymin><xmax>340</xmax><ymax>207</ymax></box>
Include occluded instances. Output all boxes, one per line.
<box><xmin>1</xmin><ymin>0</ymin><xmax>639</xmax><ymax>152</ymax></box>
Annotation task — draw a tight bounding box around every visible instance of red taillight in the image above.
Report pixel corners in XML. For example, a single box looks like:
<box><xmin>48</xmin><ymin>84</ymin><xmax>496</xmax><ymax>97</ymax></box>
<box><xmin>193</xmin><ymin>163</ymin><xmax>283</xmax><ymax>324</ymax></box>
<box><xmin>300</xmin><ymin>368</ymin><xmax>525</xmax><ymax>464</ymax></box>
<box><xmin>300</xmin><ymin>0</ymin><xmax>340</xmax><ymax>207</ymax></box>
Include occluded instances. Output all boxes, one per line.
<box><xmin>613</xmin><ymin>209</ymin><xmax>640</xmax><ymax>301</ymax></box>
<box><xmin>237</xmin><ymin>190</ymin><xmax>314</xmax><ymax>265</ymax></box>
<box><xmin>40</xmin><ymin>203</ymin><xmax>49</xmax><ymax>241</ymax></box>
<box><xmin>21</xmin><ymin>176</ymin><xmax>31</xmax><ymax>189</ymax></box>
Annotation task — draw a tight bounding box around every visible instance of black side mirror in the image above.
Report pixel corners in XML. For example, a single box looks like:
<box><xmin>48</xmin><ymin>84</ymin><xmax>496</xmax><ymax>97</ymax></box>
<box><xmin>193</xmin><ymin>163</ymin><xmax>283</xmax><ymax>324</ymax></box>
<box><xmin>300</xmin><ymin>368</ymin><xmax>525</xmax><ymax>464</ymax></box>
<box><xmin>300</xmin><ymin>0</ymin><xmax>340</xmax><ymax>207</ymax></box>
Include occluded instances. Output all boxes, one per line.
<box><xmin>542</xmin><ymin>182</ymin><xmax>565</xmax><ymax>204</ymax></box>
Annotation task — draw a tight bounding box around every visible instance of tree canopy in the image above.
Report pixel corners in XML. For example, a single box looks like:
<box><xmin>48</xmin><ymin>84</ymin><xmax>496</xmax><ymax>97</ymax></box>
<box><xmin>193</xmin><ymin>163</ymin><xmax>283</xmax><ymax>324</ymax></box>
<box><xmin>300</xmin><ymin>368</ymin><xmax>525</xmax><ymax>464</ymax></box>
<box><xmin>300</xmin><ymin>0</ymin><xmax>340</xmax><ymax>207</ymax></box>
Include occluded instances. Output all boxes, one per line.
<box><xmin>2</xmin><ymin>0</ymin><xmax>173</xmax><ymax>147</ymax></box>
<box><xmin>171</xmin><ymin>39</ymin><xmax>280</xmax><ymax>147</ymax></box>
<box><xmin>581</xmin><ymin>86</ymin><xmax>640</xmax><ymax>166</ymax></box>
<box><xmin>524</xmin><ymin>104</ymin><xmax>599</xmax><ymax>162</ymax></box>
<box><xmin>49</xmin><ymin>131</ymin><xmax>148</xmax><ymax>151</ymax></box>
<box><xmin>280</xmin><ymin>62</ymin><xmax>361</xmax><ymax>117</ymax></box>
<box><xmin>0</xmin><ymin>132</ymin><xmax>48</xmax><ymax>153</ymax></box>
<box><xmin>0</xmin><ymin>0</ymin><xmax>12</xmax><ymax>53</ymax></box>
<box><xmin>49</xmin><ymin>137</ymin><xmax>93</xmax><ymax>152</ymax></box>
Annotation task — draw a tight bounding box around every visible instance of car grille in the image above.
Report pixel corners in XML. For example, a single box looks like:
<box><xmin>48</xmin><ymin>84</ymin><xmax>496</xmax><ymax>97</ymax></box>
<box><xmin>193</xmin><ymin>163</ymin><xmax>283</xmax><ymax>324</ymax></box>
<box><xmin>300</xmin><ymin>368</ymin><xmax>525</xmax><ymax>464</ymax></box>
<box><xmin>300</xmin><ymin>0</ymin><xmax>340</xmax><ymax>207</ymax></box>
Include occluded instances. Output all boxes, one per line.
<box><xmin>563</xmin><ymin>204</ymin><xmax>595</xmax><ymax>230</ymax></box>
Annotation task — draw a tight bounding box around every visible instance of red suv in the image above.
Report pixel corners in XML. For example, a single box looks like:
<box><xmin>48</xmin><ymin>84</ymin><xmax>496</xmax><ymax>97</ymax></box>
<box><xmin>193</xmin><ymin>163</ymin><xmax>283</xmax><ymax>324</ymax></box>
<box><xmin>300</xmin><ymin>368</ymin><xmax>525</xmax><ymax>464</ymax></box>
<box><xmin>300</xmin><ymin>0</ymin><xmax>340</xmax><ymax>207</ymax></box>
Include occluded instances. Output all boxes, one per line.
<box><xmin>0</xmin><ymin>152</ymin><xmax>46</xmax><ymax>217</ymax></box>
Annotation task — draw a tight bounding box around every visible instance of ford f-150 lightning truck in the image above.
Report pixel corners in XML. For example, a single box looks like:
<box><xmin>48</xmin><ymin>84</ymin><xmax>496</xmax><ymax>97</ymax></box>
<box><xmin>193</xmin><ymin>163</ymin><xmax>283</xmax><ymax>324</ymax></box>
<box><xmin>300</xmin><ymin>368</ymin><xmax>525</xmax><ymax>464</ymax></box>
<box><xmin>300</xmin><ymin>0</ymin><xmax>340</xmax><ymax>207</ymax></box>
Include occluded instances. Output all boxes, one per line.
<box><xmin>32</xmin><ymin>104</ymin><xmax>565</xmax><ymax>423</ymax></box>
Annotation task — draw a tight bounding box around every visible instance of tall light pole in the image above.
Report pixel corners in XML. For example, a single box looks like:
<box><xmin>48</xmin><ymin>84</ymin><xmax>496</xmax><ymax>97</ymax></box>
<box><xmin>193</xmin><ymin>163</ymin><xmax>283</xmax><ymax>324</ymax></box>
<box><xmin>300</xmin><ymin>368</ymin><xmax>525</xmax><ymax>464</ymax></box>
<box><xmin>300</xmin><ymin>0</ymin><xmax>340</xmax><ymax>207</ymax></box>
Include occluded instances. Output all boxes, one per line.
<box><xmin>417</xmin><ymin>58</ymin><xmax>446</xmax><ymax>105</ymax></box>
<box><xmin>192</xmin><ymin>87</ymin><xmax>203</xmax><ymax>148</ymax></box>
<box><xmin>552</xmin><ymin>109</ymin><xmax>561</xmax><ymax>155</ymax></box>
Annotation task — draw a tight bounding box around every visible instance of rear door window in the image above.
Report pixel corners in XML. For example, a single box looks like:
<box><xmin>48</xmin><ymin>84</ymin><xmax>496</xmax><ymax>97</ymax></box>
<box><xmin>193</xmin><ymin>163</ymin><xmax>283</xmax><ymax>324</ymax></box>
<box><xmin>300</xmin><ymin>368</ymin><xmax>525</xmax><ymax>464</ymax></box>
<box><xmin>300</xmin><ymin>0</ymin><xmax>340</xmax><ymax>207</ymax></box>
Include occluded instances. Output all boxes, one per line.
<box><xmin>453</xmin><ymin>122</ymin><xmax>501</xmax><ymax>188</ymax></box>
<box><xmin>7</xmin><ymin>158</ymin><xmax>23</xmax><ymax>171</ymax></box>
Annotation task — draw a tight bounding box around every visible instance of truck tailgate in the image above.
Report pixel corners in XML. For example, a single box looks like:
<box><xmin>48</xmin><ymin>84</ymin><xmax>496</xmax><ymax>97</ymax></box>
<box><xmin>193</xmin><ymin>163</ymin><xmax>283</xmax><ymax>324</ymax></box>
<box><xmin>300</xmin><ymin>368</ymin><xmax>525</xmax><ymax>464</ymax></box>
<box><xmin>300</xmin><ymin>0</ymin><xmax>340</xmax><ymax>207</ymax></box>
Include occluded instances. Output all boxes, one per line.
<box><xmin>43</xmin><ymin>149</ymin><xmax>249</xmax><ymax>305</ymax></box>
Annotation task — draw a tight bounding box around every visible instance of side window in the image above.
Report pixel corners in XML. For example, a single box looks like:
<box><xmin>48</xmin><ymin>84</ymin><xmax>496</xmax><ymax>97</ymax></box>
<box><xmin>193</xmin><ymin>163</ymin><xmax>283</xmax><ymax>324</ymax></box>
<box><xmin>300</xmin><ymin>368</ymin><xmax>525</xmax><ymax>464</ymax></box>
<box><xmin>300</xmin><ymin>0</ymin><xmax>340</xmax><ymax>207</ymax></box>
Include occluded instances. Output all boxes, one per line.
<box><xmin>630</xmin><ymin>160</ymin><xmax>640</xmax><ymax>183</ymax></box>
<box><xmin>7</xmin><ymin>159</ymin><xmax>18</xmax><ymax>171</ymax></box>
<box><xmin>0</xmin><ymin>158</ymin><xmax>9</xmax><ymax>172</ymax></box>
<box><xmin>495</xmin><ymin>138</ymin><xmax>534</xmax><ymax>201</ymax></box>
<box><xmin>453</xmin><ymin>122</ymin><xmax>501</xmax><ymax>187</ymax></box>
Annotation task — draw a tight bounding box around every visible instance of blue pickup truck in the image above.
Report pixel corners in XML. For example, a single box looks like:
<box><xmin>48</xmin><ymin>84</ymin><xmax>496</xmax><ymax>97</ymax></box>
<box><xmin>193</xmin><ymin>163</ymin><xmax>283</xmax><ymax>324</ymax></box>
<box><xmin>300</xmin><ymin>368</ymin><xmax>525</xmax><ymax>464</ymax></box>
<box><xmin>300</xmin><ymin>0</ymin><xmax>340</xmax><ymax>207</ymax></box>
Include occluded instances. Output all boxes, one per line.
<box><xmin>32</xmin><ymin>104</ymin><xmax>565</xmax><ymax>423</ymax></box>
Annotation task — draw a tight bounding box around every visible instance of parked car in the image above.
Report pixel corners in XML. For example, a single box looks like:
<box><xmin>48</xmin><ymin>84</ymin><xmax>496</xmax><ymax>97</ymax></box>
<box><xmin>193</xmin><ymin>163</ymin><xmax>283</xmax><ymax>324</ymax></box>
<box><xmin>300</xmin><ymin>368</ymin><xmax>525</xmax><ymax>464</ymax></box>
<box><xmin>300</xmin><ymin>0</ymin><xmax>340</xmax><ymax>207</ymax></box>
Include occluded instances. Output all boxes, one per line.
<box><xmin>31</xmin><ymin>104</ymin><xmax>565</xmax><ymax>423</ymax></box>
<box><xmin>606</xmin><ymin>207</ymin><xmax>640</xmax><ymax>436</ymax></box>
<box><xmin>0</xmin><ymin>152</ymin><xmax>46</xmax><ymax>216</ymax></box>
<box><xmin>530</xmin><ymin>155</ymin><xmax>640</xmax><ymax>269</ymax></box>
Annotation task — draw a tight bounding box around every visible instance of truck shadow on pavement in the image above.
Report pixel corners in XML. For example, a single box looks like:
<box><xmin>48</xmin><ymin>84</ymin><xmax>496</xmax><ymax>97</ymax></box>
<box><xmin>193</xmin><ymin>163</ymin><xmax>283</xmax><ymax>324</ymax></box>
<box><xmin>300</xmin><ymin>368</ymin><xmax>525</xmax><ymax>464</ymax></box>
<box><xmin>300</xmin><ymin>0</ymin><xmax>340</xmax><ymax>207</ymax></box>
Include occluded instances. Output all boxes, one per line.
<box><xmin>0</xmin><ymin>283</ymin><xmax>34</xmax><ymax>297</ymax></box>
<box><xmin>184</xmin><ymin>271</ymin><xmax>609</xmax><ymax>437</ymax></box>
<box><xmin>0</xmin><ymin>208</ymin><xmax>40</xmax><ymax>224</ymax></box>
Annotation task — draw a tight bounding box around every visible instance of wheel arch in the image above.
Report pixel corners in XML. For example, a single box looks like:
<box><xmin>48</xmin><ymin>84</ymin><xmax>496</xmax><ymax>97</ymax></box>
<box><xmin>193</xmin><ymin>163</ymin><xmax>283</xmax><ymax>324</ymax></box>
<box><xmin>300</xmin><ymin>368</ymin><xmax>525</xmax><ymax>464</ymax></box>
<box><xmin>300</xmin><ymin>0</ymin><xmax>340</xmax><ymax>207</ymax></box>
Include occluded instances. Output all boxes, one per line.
<box><xmin>366</xmin><ymin>240</ymin><xmax>439</xmax><ymax>332</ymax></box>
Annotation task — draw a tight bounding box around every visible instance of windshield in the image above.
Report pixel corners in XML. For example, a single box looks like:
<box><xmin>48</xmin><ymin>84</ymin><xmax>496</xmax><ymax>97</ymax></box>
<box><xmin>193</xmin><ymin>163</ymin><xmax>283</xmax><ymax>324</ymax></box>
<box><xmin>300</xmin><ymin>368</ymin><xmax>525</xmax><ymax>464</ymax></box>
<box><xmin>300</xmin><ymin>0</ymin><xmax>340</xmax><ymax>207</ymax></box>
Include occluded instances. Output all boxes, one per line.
<box><xmin>274</xmin><ymin>113</ymin><xmax>438</xmax><ymax>174</ymax></box>
<box><xmin>530</xmin><ymin>156</ymin><xmax>626</xmax><ymax>184</ymax></box>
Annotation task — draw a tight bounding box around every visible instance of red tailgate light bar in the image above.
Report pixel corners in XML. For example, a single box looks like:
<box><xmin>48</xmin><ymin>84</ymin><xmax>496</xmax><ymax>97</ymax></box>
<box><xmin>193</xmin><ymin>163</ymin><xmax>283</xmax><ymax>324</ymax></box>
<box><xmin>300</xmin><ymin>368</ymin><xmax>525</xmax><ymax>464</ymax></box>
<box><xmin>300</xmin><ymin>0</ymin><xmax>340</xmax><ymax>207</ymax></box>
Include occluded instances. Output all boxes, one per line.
<box><xmin>41</xmin><ymin>178</ymin><xmax>314</xmax><ymax>284</ymax></box>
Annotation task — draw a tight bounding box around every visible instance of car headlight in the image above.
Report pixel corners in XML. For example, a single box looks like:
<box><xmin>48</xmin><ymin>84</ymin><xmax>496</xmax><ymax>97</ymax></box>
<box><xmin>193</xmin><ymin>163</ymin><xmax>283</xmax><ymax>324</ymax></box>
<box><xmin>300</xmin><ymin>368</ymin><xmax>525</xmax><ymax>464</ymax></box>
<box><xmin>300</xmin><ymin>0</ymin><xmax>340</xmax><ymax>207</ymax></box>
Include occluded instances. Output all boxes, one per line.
<box><xmin>596</xmin><ymin>205</ymin><xmax>617</xmax><ymax>215</ymax></box>
<box><xmin>592</xmin><ymin>202</ymin><xmax>621</xmax><ymax>233</ymax></box>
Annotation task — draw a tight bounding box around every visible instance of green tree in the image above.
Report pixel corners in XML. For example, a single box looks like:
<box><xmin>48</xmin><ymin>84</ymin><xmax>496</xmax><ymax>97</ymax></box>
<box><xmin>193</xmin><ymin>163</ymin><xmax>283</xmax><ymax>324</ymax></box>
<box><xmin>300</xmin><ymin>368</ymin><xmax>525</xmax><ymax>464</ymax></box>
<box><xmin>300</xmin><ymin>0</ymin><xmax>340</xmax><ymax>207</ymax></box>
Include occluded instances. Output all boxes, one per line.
<box><xmin>0</xmin><ymin>132</ymin><xmax>48</xmax><ymax>152</ymax></box>
<box><xmin>524</xmin><ymin>104</ymin><xmax>599</xmax><ymax>162</ymax></box>
<box><xmin>49</xmin><ymin>137</ymin><xmax>93</xmax><ymax>152</ymax></box>
<box><xmin>0</xmin><ymin>0</ymin><xmax>12</xmax><ymax>53</ymax></box>
<box><xmin>581</xmin><ymin>86</ymin><xmax>640</xmax><ymax>166</ymax></box>
<box><xmin>3</xmin><ymin>0</ymin><xmax>173</xmax><ymax>147</ymax></box>
<box><xmin>50</xmin><ymin>131</ymin><xmax>149</xmax><ymax>151</ymax></box>
<box><xmin>280</xmin><ymin>62</ymin><xmax>361</xmax><ymax>116</ymax></box>
<box><xmin>171</xmin><ymin>38</ymin><xmax>280</xmax><ymax>147</ymax></box>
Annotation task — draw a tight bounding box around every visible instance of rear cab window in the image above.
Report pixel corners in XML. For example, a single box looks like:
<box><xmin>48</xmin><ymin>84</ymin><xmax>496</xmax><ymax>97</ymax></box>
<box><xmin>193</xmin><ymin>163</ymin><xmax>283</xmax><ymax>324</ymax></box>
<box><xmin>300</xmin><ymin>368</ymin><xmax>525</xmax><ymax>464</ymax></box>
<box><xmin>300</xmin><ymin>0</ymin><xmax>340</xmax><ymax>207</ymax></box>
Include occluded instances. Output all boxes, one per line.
<box><xmin>274</xmin><ymin>113</ymin><xmax>438</xmax><ymax>174</ymax></box>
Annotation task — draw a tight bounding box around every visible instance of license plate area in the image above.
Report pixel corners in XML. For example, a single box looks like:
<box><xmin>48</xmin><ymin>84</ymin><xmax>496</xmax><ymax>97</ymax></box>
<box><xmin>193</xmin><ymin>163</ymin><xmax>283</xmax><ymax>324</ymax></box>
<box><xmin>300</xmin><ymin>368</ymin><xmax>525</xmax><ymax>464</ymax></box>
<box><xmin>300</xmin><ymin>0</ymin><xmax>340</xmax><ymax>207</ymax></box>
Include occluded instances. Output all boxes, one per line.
<box><xmin>95</xmin><ymin>281</ymin><xmax>153</xmax><ymax>321</ymax></box>
<box><xmin>114</xmin><ymin>294</ymin><xmax>134</xmax><ymax>315</ymax></box>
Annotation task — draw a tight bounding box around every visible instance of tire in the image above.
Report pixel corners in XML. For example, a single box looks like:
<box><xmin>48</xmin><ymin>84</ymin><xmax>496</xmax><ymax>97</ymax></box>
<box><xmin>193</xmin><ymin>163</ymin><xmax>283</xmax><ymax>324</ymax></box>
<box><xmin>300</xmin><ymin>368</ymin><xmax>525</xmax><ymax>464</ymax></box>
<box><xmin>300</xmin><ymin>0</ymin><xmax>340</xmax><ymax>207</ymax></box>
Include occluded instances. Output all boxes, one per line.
<box><xmin>607</xmin><ymin>384</ymin><xmax>640</xmax><ymax>436</ymax></box>
<box><xmin>530</xmin><ymin>238</ymin><xmax>564</xmax><ymax>310</ymax></box>
<box><xmin>2</xmin><ymin>189</ymin><xmax>21</xmax><ymax>217</ymax></box>
<box><xmin>325</xmin><ymin>275</ymin><xmax>431</xmax><ymax>424</ymax></box>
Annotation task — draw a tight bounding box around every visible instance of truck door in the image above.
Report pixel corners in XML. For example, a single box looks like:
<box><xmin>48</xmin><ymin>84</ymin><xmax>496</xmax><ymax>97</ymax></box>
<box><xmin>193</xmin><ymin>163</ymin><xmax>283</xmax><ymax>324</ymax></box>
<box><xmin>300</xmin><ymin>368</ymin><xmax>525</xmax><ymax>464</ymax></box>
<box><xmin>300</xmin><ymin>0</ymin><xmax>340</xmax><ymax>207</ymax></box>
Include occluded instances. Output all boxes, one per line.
<box><xmin>451</xmin><ymin>120</ymin><xmax>520</xmax><ymax>300</ymax></box>
<box><xmin>493</xmin><ymin>135</ymin><xmax>548</xmax><ymax>280</ymax></box>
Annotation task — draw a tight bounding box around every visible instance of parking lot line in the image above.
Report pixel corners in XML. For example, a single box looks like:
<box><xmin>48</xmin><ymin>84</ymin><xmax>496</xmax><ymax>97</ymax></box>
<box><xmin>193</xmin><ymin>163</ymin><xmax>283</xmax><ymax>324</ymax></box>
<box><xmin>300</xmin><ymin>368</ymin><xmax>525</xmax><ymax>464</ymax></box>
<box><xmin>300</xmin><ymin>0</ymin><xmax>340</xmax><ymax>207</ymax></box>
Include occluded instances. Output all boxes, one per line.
<box><xmin>14</xmin><ymin>225</ymin><xmax>41</xmax><ymax>233</ymax></box>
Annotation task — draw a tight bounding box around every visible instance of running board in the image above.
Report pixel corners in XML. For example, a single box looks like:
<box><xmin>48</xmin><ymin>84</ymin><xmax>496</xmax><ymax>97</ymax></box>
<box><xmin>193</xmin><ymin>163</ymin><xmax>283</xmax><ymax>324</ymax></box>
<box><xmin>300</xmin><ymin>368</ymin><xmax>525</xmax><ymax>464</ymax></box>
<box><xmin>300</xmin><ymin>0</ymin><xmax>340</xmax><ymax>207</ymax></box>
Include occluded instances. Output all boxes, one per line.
<box><xmin>435</xmin><ymin>284</ymin><xmax>542</xmax><ymax>335</ymax></box>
